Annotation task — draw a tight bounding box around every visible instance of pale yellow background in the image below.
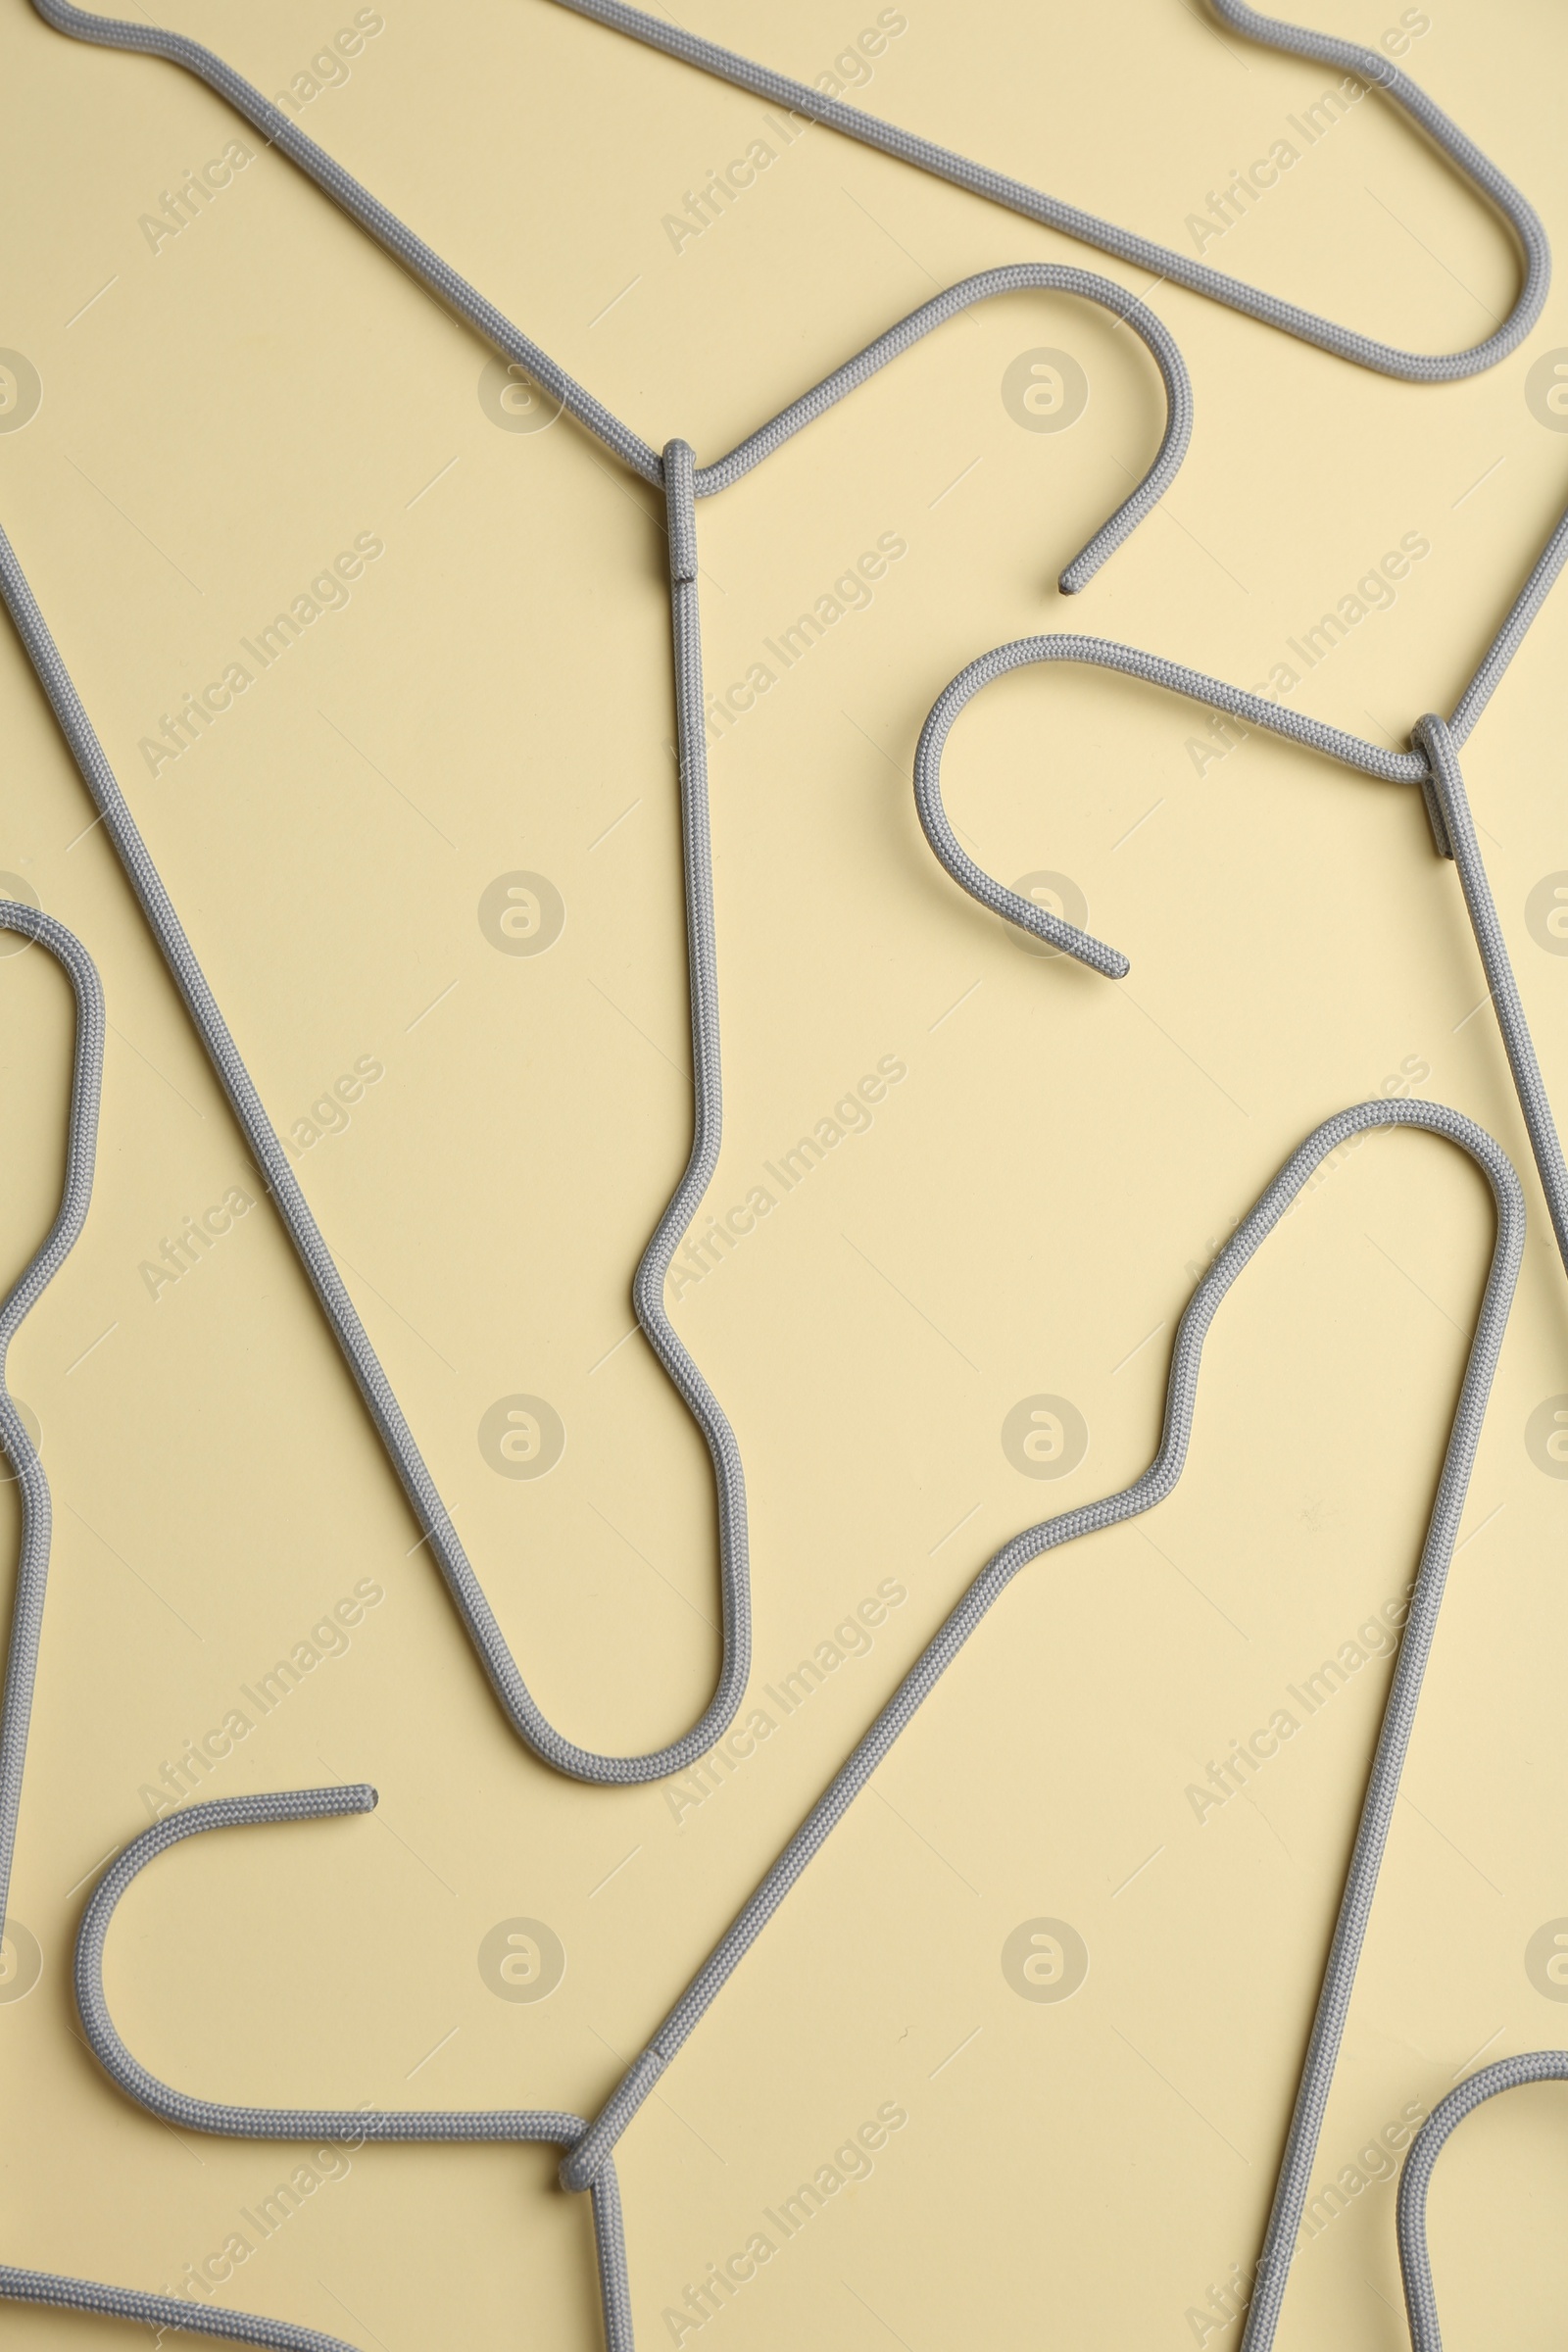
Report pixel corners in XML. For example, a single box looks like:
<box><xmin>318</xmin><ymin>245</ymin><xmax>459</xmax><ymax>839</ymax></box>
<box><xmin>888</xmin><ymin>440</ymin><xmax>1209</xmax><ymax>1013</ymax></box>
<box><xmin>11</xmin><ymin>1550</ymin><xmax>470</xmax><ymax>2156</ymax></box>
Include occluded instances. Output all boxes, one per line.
<box><xmin>1</xmin><ymin>1</ymin><xmax>1566</xmax><ymax>2345</ymax></box>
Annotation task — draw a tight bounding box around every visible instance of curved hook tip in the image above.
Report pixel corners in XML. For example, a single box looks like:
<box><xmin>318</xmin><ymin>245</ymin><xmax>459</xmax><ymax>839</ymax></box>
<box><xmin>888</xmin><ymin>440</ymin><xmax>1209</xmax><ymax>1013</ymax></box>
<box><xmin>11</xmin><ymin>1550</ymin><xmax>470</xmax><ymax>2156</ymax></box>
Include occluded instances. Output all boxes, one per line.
<box><xmin>1048</xmin><ymin>924</ymin><xmax>1130</xmax><ymax>980</ymax></box>
<box><xmin>1003</xmin><ymin>907</ymin><xmax>1129</xmax><ymax>979</ymax></box>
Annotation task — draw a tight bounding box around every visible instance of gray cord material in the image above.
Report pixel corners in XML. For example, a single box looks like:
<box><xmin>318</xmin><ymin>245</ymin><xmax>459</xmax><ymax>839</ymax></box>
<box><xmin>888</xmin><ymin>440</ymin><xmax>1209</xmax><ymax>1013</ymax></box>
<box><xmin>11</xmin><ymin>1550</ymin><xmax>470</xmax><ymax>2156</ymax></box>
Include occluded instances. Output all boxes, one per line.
<box><xmin>1416</xmin><ymin>714</ymin><xmax>1568</xmax><ymax>1277</ymax></box>
<box><xmin>1448</xmin><ymin>501</ymin><xmax>1568</xmax><ymax>750</ymax></box>
<box><xmin>904</xmin><ymin>625</ymin><xmax>1568</xmax><ymax>2350</ymax></box>
<box><xmin>0</xmin><ymin>903</ymin><xmax>103</xmax><ymax>1940</ymax></box>
<box><xmin>908</xmin><ymin>627</ymin><xmax>1568</xmax><ymax>1293</ymax></box>
<box><xmin>638</xmin><ymin>446</ymin><xmax>737</xmax><ymax>1503</ymax></box>
<box><xmin>0</xmin><ymin>2266</ymin><xmax>359</xmax><ymax>2352</ymax></box>
<box><xmin>0</xmin><ymin>918</ymin><xmax>390</xmax><ymax>2352</ymax></box>
<box><xmin>0</xmin><ymin>493</ymin><xmax>757</xmax><ymax>1788</ymax></box>
<box><xmin>911</xmin><ymin>632</ymin><xmax>1428</xmax><ymax>974</ymax></box>
<box><xmin>24</xmin><ymin>4</ymin><xmax>1191</xmax><ymax>585</ymax></box>
<box><xmin>75</xmin><ymin>1788</ymin><xmax>580</xmax><ymax>2142</ymax></box>
<box><xmin>0</xmin><ymin>238</ymin><xmax>1194</xmax><ymax>1788</ymax></box>
<box><xmin>691</xmin><ymin>264</ymin><xmax>1192</xmax><ymax>592</ymax></box>
<box><xmin>546</xmin><ymin>0</ymin><xmax>1548</xmax><ymax>382</ymax></box>
<box><xmin>911</xmin><ymin>483</ymin><xmax>1568</xmax><ymax>968</ymax></box>
<box><xmin>1233</xmin><ymin>1143</ymin><xmax>1518</xmax><ymax>2352</ymax></box>
<box><xmin>26</xmin><ymin>0</ymin><xmax>661</xmax><ymax>483</ymax></box>
<box><xmin>60</xmin><ymin>1098</ymin><xmax>1525</xmax><ymax>2350</ymax></box>
<box><xmin>909</xmin><ymin>638</ymin><xmax>1568</xmax><ymax>1385</ymax></box>
<box><xmin>560</xmin><ymin>1099</ymin><xmax>1523</xmax><ymax>2201</ymax></box>
<box><xmin>10</xmin><ymin>8</ymin><xmax>1566</xmax><ymax>2337</ymax></box>
<box><xmin>71</xmin><ymin>1786</ymin><xmax>638</xmax><ymax>2352</ymax></box>
<box><xmin>1396</xmin><ymin>2050</ymin><xmax>1568</xmax><ymax>2350</ymax></box>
